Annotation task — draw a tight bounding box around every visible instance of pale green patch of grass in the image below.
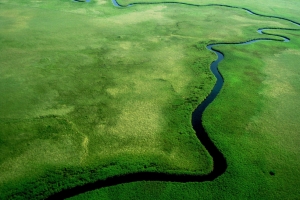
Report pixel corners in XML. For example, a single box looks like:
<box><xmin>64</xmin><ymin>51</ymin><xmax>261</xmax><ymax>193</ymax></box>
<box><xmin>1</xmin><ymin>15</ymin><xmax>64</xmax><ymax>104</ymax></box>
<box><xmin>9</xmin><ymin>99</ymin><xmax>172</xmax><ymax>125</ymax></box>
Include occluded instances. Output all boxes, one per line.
<box><xmin>0</xmin><ymin>2</ymin><xmax>214</xmax><ymax>197</ymax></box>
<box><xmin>118</xmin><ymin>0</ymin><xmax>300</xmax><ymax>21</ymax></box>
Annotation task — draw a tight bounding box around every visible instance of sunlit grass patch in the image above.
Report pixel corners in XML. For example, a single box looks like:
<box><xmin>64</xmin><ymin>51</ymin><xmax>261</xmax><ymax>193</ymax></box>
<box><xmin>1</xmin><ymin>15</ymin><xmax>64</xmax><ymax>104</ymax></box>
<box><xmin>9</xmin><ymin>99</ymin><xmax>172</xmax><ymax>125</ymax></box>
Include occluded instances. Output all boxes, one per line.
<box><xmin>0</xmin><ymin>2</ymin><xmax>216</xmax><ymax>198</ymax></box>
<box><xmin>117</xmin><ymin>0</ymin><xmax>300</xmax><ymax>21</ymax></box>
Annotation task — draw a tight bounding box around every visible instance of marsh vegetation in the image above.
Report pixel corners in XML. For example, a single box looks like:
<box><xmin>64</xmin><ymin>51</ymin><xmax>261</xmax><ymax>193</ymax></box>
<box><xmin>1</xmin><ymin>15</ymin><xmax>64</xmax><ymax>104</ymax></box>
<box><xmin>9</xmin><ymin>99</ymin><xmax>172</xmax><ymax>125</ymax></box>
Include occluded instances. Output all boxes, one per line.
<box><xmin>0</xmin><ymin>0</ymin><xmax>299</xmax><ymax>199</ymax></box>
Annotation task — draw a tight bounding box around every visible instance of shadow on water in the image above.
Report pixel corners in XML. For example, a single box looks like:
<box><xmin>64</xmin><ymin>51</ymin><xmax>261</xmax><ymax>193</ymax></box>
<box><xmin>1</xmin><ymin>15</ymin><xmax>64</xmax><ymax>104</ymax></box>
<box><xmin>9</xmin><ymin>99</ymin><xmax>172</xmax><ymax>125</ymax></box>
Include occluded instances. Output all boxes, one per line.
<box><xmin>47</xmin><ymin>1</ymin><xmax>300</xmax><ymax>199</ymax></box>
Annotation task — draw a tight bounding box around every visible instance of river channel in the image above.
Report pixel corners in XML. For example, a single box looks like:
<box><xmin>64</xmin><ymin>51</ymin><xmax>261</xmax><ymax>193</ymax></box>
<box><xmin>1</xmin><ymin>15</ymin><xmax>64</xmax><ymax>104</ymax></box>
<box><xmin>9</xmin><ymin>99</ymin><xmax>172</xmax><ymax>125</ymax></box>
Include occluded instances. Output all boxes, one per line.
<box><xmin>47</xmin><ymin>1</ymin><xmax>300</xmax><ymax>199</ymax></box>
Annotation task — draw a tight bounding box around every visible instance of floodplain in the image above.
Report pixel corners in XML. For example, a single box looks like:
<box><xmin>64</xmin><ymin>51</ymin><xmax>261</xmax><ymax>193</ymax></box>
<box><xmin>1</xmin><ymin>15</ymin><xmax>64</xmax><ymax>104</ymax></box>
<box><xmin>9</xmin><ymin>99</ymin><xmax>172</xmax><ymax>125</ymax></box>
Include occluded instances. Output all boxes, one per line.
<box><xmin>0</xmin><ymin>0</ymin><xmax>299</xmax><ymax>199</ymax></box>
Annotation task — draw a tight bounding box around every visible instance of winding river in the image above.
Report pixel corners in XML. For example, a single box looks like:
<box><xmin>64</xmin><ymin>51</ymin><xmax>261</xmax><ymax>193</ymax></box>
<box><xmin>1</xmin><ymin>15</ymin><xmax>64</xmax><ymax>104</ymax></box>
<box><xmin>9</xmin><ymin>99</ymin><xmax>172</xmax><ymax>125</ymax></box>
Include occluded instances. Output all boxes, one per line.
<box><xmin>47</xmin><ymin>1</ymin><xmax>300</xmax><ymax>199</ymax></box>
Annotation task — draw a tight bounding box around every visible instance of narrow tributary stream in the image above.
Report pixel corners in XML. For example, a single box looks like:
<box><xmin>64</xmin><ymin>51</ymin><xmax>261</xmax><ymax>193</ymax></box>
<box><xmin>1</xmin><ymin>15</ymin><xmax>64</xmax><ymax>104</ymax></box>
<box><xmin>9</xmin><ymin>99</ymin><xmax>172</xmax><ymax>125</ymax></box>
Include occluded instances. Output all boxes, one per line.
<box><xmin>47</xmin><ymin>1</ymin><xmax>300</xmax><ymax>199</ymax></box>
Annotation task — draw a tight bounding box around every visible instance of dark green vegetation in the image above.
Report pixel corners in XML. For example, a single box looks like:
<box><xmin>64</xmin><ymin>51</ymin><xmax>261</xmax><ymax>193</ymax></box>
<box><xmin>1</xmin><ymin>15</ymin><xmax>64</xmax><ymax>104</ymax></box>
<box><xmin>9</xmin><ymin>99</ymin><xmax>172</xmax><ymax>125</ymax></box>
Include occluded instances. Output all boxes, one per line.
<box><xmin>1</xmin><ymin>0</ymin><xmax>300</xmax><ymax>199</ymax></box>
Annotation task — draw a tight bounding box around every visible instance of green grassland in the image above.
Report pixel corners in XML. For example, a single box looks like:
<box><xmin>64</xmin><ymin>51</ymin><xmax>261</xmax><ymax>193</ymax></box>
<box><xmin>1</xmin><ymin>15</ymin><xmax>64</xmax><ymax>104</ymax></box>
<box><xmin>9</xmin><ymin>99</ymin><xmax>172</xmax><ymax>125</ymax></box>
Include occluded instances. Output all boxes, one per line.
<box><xmin>1</xmin><ymin>2</ymin><xmax>215</xmax><ymax>199</ymax></box>
<box><xmin>118</xmin><ymin>0</ymin><xmax>300</xmax><ymax>21</ymax></box>
<box><xmin>69</xmin><ymin>26</ymin><xmax>300</xmax><ymax>200</ymax></box>
<box><xmin>0</xmin><ymin>0</ymin><xmax>299</xmax><ymax>199</ymax></box>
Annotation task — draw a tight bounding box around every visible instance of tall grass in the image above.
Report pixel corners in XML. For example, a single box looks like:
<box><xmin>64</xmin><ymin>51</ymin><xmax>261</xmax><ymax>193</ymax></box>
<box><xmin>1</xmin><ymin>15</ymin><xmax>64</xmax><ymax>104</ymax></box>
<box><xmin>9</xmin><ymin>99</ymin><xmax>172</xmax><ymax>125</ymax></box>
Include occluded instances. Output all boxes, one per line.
<box><xmin>1</xmin><ymin>0</ymin><xmax>299</xmax><ymax>199</ymax></box>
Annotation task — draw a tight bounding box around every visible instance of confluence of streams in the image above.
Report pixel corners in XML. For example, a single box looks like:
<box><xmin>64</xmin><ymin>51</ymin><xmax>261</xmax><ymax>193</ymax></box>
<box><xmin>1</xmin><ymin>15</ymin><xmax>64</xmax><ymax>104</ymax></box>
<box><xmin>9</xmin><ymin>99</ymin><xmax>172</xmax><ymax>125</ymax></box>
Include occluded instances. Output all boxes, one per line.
<box><xmin>47</xmin><ymin>1</ymin><xmax>300</xmax><ymax>199</ymax></box>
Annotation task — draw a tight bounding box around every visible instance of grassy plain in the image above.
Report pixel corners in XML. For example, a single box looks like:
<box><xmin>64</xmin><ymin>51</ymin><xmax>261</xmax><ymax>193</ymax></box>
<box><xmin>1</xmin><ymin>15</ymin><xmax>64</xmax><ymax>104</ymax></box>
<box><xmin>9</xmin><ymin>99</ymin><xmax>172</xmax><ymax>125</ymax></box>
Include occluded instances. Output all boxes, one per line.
<box><xmin>0</xmin><ymin>0</ymin><xmax>299</xmax><ymax>199</ymax></box>
<box><xmin>0</xmin><ymin>1</ymin><xmax>215</xmax><ymax>199</ymax></box>
<box><xmin>118</xmin><ymin>0</ymin><xmax>300</xmax><ymax>21</ymax></box>
<box><xmin>69</xmin><ymin>1</ymin><xmax>300</xmax><ymax>200</ymax></box>
<box><xmin>70</xmin><ymin>25</ymin><xmax>300</xmax><ymax>200</ymax></box>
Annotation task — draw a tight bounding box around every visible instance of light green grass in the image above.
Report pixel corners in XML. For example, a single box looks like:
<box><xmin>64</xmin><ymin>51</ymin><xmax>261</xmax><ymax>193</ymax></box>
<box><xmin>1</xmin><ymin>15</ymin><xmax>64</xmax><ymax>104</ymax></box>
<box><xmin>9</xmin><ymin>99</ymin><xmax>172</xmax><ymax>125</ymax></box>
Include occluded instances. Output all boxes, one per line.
<box><xmin>1</xmin><ymin>0</ymin><xmax>299</xmax><ymax>199</ymax></box>
<box><xmin>118</xmin><ymin>0</ymin><xmax>300</xmax><ymax>21</ymax></box>
<box><xmin>0</xmin><ymin>1</ymin><xmax>218</xmax><ymax>198</ymax></box>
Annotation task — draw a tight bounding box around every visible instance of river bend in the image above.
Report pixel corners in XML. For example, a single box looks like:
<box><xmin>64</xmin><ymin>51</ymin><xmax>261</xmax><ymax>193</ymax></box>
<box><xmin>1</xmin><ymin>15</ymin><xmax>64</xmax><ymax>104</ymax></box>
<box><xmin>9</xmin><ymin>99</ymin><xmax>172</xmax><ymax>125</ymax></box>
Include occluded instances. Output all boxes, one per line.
<box><xmin>47</xmin><ymin>1</ymin><xmax>300</xmax><ymax>199</ymax></box>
